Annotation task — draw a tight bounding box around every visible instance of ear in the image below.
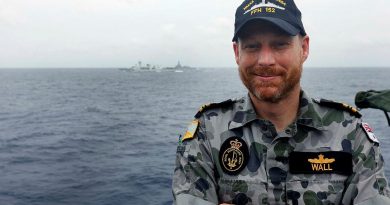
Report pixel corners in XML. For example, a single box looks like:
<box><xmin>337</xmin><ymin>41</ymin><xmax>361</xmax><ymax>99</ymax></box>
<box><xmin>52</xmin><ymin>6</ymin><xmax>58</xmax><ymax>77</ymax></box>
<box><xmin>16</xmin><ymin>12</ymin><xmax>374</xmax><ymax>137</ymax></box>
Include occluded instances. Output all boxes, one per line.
<box><xmin>233</xmin><ymin>42</ymin><xmax>240</xmax><ymax>65</ymax></box>
<box><xmin>301</xmin><ymin>35</ymin><xmax>310</xmax><ymax>62</ymax></box>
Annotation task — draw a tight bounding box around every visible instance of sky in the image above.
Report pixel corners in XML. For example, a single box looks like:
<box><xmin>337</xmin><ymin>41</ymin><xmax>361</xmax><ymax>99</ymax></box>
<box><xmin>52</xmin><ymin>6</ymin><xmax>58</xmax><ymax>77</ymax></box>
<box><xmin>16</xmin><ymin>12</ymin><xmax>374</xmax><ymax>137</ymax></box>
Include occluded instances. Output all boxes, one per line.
<box><xmin>0</xmin><ymin>0</ymin><xmax>389</xmax><ymax>68</ymax></box>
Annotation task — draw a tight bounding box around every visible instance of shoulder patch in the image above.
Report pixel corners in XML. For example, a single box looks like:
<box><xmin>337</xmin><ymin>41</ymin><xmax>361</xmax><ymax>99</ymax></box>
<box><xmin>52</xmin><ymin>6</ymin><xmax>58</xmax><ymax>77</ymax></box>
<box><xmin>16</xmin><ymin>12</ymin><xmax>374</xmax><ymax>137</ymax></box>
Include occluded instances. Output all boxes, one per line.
<box><xmin>362</xmin><ymin>122</ymin><xmax>380</xmax><ymax>144</ymax></box>
<box><xmin>314</xmin><ymin>99</ymin><xmax>362</xmax><ymax>118</ymax></box>
<box><xmin>194</xmin><ymin>99</ymin><xmax>234</xmax><ymax>118</ymax></box>
<box><xmin>181</xmin><ymin>119</ymin><xmax>199</xmax><ymax>142</ymax></box>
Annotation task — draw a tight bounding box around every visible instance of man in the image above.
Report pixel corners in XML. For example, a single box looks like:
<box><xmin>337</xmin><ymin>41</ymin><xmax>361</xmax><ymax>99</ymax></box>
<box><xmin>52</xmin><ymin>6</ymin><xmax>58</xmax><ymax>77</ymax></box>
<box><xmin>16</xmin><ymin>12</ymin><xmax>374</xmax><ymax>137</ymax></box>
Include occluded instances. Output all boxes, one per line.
<box><xmin>172</xmin><ymin>0</ymin><xmax>390</xmax><ymax>204</ymax></box>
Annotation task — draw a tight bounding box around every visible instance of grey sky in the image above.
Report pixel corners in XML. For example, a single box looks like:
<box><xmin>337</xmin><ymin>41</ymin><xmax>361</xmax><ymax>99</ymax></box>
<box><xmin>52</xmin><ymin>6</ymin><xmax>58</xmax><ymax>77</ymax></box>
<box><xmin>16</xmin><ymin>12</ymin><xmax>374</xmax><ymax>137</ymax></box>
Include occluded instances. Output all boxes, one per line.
<box><xmin>0</xmin><ymin>0</ymin><xmax>389</xmax><ymax>68</ymax></box>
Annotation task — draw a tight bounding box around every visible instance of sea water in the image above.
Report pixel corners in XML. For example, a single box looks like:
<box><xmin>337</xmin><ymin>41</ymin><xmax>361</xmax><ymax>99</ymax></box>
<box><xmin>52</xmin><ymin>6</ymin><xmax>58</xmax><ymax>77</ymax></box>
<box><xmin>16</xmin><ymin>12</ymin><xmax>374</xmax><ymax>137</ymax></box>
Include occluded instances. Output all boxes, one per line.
<box><xmin>0</xmin><ymin>67</ymin><xmax>389</xmax><ymax>205</ymax></box>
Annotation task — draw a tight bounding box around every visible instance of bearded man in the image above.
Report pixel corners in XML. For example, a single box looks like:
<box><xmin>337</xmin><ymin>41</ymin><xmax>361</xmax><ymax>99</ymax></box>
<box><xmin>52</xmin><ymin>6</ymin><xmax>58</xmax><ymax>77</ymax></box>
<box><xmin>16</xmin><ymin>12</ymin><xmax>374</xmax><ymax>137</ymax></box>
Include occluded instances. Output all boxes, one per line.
<box><xmin>172</xmin><ymin>0</ymin><xmax>390</xmax><ymax>204</ymax></box>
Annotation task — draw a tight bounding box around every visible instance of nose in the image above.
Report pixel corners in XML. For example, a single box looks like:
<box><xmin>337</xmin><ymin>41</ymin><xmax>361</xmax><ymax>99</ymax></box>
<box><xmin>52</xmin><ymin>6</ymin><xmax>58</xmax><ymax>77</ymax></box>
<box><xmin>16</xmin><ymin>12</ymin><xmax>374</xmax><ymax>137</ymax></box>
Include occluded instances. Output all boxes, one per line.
<box><xmin>257</xmin><ymin>46</ymin><xmax>276</xmax><ymax>67</ymax></box>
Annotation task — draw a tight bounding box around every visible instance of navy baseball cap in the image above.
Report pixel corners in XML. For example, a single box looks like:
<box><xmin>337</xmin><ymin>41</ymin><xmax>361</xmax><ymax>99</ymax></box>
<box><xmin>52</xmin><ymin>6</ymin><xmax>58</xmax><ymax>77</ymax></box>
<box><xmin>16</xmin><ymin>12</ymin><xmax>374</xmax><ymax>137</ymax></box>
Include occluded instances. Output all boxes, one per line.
<box><xmin>233</xmin><ymin>0</ymin><xmax>306</xmax><ymax>41</ymax></box>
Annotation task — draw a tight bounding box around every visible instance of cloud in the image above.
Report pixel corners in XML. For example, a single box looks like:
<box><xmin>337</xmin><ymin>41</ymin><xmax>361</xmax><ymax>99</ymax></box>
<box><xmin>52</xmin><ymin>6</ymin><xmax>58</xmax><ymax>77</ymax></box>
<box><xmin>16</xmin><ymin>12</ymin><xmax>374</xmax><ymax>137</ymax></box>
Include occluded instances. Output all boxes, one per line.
<box><xmin>0</xmin><ymin>1</ymin><xmax>27</xmax><ymax>27</ymax></box>
<box><xmin>1</xmin><ymin>0</ymin><xmax>390</xmax><ymax>68</ymax></box>
<box><xmin>117</xmin><ymin>0</ymin><xmax>158</xmax><ymax>4</ymax></box>
<box><xmin>161</xmin><ymin>23</ymin><xmax>176</xmax><ymax>33</ymax></box>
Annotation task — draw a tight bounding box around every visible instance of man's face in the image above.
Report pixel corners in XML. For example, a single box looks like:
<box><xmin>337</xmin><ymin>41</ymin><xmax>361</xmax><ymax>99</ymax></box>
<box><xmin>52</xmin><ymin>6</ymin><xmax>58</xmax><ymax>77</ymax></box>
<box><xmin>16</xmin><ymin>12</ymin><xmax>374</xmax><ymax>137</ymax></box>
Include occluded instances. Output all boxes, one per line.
<box><xmin>233</xmin><ymin>21</ymin><xmax>309</xmax><ymax>103</ymax></box>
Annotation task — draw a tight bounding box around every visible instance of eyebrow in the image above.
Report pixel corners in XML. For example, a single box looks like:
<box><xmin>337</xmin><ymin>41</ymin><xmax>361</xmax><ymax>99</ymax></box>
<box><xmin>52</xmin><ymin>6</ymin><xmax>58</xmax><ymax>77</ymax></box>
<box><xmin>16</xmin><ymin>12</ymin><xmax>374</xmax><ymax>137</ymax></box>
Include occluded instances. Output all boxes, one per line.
<box><xmin>238</xmin><ymin>34</ymin><xmax>293</xmax><ymax>42</ymax></box>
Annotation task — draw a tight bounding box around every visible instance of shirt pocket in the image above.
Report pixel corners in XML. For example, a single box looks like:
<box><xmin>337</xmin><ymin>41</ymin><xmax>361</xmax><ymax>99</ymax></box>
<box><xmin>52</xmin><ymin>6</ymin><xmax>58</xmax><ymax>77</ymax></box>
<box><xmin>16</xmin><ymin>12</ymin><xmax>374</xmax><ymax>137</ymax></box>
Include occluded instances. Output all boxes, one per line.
<box><xmin>217</xmin><ymin>178</ymin><xmax>268</xmax><ymax>205</ymax></box>
<box><xmin>286</xmin><ymin>174</ymin><xmax>348</xmax><ymax>205</ymax></box>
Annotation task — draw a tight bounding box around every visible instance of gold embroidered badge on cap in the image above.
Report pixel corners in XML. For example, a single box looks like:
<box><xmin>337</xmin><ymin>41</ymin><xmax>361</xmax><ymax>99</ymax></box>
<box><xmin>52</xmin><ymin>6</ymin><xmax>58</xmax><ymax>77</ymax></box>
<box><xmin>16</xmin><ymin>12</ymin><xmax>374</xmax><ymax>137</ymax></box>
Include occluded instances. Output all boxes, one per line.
<box><xmin>243</xmin><ymin>0</ymin><xmax>286</xmax><ymax>15</ymax></box>
<box><xmin>219</xmin><ymin>137</ymin><xmax>249</xmax><ymax>175</ymax></box>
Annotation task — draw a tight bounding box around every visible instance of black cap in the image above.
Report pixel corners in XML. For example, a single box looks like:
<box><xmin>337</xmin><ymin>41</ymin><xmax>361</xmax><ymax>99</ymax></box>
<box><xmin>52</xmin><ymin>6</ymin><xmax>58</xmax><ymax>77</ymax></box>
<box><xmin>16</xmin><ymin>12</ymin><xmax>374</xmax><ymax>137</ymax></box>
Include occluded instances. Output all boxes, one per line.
<box><xmin>233</xmin><ymin>0</ymin><xmax>306</xmax><ymax>41</ymax></box>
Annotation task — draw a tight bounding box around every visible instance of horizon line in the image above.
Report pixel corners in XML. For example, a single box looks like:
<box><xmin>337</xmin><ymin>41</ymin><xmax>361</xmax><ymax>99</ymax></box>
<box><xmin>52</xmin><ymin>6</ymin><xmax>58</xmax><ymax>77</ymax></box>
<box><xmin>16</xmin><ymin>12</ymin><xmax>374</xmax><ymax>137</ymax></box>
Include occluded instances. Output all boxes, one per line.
<box><xmin>0</xmin><ymin>66</ymin><xmax>390</xmax><ymax>69</ymax></box>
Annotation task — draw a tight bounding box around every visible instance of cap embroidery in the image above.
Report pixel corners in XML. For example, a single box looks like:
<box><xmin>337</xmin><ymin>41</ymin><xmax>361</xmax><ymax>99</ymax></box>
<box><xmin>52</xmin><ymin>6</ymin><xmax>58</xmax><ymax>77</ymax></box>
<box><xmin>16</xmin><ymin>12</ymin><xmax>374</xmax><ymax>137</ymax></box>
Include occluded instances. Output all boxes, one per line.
<box><xmin>244</xmin><ymin>0</ymin><xmax>286</xmax><ymax>15</ymax></box>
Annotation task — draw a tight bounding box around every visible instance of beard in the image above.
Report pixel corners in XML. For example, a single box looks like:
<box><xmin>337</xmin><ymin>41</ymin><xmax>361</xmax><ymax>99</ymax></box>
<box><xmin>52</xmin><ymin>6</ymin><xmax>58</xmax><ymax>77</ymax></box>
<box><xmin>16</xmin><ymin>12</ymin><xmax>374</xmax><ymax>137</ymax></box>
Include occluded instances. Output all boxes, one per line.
<box><xmin>239</xmin><ymin>65</ymin><xmax>302</xmax><ymax>103</ymax></box>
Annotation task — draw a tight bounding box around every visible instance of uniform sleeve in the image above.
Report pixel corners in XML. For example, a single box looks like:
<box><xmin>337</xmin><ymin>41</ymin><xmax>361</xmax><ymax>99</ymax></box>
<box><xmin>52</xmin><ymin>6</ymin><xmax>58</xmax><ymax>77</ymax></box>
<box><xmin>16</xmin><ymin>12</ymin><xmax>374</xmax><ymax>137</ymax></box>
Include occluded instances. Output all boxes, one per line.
<box><xmin>172</xmin><ymin>118</ymin><xmax>219</xmax><ymax>205</ymax></box>
<box><xmin>341</xmin><ymin>123</ymin><xmax>390</xmax><ymax>204</ymax></box>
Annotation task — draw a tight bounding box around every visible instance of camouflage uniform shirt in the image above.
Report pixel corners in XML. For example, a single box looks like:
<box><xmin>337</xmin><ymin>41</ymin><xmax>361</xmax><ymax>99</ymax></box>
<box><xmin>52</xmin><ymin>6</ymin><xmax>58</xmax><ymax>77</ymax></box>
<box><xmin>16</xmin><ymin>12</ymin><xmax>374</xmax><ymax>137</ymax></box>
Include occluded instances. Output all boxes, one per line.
<box><xmin>172</xmin><ymin>91</ymin><xmax>390</xmax><ymax>205</ymax></box>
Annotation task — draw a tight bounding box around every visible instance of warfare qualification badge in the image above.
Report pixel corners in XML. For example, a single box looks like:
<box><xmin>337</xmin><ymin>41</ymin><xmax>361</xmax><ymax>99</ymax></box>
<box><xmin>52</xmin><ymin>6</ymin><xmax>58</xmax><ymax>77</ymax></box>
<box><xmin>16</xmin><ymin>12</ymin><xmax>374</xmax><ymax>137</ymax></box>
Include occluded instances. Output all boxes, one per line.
<box><xmin>289</xmin><ymin>151</ymin><xmax>352</xmax><ymax>175</ymax></box>
<box><xmin>219</xmin><ymin>137</ymin><xmax>249</xmax><ymax>175</ymax></box>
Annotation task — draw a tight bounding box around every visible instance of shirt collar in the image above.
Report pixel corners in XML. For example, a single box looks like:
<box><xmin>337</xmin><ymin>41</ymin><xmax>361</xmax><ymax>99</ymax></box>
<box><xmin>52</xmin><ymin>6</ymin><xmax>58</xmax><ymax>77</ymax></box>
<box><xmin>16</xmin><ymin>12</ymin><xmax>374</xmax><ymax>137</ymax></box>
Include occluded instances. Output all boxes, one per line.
<box><xmin>228</xmin><ymin>94</ymin><xmax>258</xmax><ymax>130</ymax></box>
<box><xmin>296</xmin><ymin>91</ymin><xmax>325</xmax><ymax>130</ymax></box>
<box><xmin>228</xmin><ymin>91</ymin><xmax>325</xmax><ymax>131</ymax></box>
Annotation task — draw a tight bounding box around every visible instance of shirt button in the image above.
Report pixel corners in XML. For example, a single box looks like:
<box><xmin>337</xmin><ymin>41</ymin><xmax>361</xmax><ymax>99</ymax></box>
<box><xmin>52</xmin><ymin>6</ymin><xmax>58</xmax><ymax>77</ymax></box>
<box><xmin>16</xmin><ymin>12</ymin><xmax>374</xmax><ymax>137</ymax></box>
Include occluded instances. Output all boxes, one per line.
<box><xmin>275</xmin><ymin>156</ymin><xmax>289</xmax><ymax>164</ymax></box>
<box><xmin>233</xmin><ymin>193</ymin><xmax>249</xmax><ymax>205</ymax></box>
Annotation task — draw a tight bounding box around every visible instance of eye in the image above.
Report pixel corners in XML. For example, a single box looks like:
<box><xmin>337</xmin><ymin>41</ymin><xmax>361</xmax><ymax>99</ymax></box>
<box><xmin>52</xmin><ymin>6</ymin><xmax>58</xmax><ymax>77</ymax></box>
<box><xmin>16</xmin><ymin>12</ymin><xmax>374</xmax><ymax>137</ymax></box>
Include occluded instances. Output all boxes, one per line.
<box><xmin>273</xmin><ymin>41</ymin><xmax>290</xmax><ymax>49</ymax></box>
<box><xmin>277</xmin><ymin>42</ymin><xmax>288</xmax><ymax>46</ymax></box>
<box><xmin>243</xmin><ymin>43</ymin><xmax>260</xmax><ymax>51</ymax></box>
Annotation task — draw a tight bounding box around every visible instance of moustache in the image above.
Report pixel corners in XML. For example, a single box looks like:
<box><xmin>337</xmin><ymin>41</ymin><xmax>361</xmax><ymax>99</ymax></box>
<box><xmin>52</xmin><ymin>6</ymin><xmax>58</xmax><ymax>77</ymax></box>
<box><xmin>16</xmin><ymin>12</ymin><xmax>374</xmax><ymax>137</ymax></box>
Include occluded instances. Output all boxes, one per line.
<box><xmin>249</xmin><ymin>67</ymin><xmax>284</xmax><ymax>76</ymax></box>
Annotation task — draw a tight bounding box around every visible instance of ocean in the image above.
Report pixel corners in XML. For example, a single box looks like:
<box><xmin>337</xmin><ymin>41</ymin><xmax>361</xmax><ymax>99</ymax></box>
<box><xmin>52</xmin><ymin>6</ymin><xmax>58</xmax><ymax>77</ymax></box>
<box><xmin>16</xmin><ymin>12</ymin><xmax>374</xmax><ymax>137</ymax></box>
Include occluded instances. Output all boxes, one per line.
<box><xmin>0</xmin><ymin>67</ymin><xmax>389</xmax><ymax>205</ymax></box>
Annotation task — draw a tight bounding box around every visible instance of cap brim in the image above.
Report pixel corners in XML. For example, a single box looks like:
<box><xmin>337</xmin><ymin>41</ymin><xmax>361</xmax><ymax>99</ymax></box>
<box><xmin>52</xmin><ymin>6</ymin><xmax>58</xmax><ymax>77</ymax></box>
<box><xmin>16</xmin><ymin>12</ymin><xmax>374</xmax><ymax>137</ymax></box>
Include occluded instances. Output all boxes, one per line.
<box><xmin>232</xmin><ymin>17</ymin><xmax>300</xmax><ymax>41</ymax></box>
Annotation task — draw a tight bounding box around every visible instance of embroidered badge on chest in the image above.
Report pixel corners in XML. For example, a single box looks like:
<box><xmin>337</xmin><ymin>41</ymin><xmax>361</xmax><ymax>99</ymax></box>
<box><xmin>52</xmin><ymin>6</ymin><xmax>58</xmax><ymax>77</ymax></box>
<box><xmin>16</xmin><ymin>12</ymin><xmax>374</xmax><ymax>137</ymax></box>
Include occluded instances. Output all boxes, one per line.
<box><xmin>219</xmin><ymin>137</ymin><xmax>249</xmax><ymax>175</ymax></box>
<box><xmin>289</xmin><ymin>151</ymin><xmax>352</xmax><ymax>175</ymax></box>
